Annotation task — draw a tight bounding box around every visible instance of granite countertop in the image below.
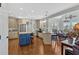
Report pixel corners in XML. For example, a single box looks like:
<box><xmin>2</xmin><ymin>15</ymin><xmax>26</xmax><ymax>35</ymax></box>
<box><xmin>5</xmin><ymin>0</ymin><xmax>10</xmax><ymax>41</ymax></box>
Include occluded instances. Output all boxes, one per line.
<box><xmin>51</xmin><ymin>33</ymin><xmax>67</xmax><ymax>41</ymax></box>
<box><xmin>51</xmin><ymin>33</ymin><xmax>67</xmax><ymax>37</ymax></box>
<box><xmin>61</xmin><ymin>39</ymin><xmax>74</xmax><ymax>46</ymax></box>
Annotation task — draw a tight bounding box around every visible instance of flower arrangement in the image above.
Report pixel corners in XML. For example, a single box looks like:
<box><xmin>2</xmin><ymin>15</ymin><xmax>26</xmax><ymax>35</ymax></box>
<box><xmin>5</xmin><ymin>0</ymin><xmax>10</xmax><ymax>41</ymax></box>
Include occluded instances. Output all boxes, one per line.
<box><xmin>66</xmin><ymin>23</ymin><xmax>79</xmax><ymax>44</ymax></box>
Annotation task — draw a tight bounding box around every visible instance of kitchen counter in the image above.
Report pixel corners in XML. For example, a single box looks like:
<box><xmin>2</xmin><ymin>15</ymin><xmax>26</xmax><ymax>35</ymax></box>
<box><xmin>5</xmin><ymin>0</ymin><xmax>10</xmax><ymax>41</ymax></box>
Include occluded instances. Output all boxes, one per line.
<box><xmin>51</xmin><ymin>34</ymin><xmax>67</xmax><ymax>41</ymax></box>
<box><xmin>38</xmin><ymin>33</ymin><xmax>51</xmax><ymax>44</ymax></box>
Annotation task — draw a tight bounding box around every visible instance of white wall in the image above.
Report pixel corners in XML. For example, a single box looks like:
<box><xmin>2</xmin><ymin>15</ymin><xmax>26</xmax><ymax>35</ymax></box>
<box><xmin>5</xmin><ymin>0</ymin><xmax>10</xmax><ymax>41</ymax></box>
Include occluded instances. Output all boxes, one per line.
<box><xmin>0</xmin><ymin>8</ymin><xmax>8</xmax><ymax>55</ymax></box>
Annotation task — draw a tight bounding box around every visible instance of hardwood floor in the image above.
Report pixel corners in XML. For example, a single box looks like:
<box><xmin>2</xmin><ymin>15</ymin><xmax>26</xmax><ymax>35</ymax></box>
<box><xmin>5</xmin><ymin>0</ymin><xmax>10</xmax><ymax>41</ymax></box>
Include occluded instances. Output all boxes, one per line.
<box><xmin>8</xmin><ymin>36</ymin><xmax>53</xmax><ymax>55</ymax></box>
<box><xmin>51</xmin><ymin>40</ymin><xmax>62</xmax><ymax>55</ymax></box>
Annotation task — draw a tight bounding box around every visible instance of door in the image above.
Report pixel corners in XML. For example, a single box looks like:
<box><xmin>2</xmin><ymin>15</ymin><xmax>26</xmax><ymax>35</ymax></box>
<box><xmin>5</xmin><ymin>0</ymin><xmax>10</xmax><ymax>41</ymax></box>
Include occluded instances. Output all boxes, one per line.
<box><xmin>0</xmin><ymin>11</ymin><xmax>8</xmax><ymax>55</ymax></box>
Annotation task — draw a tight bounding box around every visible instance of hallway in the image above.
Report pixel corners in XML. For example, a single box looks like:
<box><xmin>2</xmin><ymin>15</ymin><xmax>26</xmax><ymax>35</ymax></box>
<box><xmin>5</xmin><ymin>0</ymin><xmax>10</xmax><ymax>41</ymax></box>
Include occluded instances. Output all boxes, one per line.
<box><xmin>8</xmin><ymin>37</ymin><xmax>53</xmax><ymax>55</ymax></box>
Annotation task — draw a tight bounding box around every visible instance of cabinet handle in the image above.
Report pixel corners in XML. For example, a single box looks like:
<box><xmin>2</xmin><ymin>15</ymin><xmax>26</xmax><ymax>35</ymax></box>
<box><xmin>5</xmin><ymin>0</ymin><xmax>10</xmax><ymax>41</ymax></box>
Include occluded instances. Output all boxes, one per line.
<box><xmin>0</xmin><ymin>35</ymin><xmax>1</xmax><ymax>40</ymax></box>
<box><xmin>6</xmin><ymin>36</ymin><xmax>8</xmax><ymax>38</ymax></box>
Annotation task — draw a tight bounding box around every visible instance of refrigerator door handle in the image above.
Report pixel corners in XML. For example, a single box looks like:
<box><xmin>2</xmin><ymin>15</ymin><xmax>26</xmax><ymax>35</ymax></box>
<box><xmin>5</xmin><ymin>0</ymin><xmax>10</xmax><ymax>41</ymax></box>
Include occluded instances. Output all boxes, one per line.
<box><xmin>6</xmin><ymin>36</ymin><xmax>8</xmax><ymax>38</ymax></box>
<box><xmin>0</xmin><ymin>35</ymin><xmax>1</xmax><ymax>40</ymax></box>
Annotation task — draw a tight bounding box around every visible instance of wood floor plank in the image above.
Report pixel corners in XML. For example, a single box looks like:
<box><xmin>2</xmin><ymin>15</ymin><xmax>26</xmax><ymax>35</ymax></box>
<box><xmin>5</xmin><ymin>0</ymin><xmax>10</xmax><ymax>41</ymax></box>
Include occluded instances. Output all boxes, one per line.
<box><xmin>8</xmin><ymin>36</ymin><xmax>61</xmax><ymax>55</ymax></box>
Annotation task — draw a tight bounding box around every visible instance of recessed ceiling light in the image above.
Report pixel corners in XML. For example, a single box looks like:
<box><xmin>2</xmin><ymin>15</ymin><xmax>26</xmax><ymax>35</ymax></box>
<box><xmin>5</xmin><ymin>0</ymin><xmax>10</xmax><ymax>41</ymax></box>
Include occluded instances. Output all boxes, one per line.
<box><xmin>32</xmin><ymin>10</ymin><xmax>34</xmax><ymax>13</ymax></box>
<box><xmin>20</xmin><ymin>8</ymin><xmax>23</xmax><ymax>10</ymax></box>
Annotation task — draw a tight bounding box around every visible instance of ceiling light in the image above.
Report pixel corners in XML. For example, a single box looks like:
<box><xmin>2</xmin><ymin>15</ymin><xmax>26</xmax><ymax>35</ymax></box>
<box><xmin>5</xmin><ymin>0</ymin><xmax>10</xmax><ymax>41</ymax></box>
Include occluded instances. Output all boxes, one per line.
<box><xmin>20</xmin><ymin>8</ymin><xmax>23</xmax><ymax>10</ymax></box>
<box><xmin>32</xmin><ymin>10</ymin><xmax>34</xmax><ymax>13</ymax></box>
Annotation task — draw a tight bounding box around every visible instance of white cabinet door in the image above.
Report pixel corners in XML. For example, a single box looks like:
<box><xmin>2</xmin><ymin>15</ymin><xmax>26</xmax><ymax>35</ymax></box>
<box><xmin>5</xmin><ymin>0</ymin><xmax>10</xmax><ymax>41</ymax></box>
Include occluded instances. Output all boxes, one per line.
<box><xmin>0</xmin><ymin>12</ymin><xmax>8</xmax><ymax>55</ymax></box>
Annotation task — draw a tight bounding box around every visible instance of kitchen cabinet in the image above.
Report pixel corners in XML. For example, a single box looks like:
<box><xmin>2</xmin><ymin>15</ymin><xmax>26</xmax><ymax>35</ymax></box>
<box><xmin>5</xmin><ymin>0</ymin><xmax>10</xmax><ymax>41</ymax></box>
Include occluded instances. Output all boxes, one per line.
<box><xmin>8</xmin><ymin>17</ymin><xmax>19</xmax><ymax>39</ymax></box>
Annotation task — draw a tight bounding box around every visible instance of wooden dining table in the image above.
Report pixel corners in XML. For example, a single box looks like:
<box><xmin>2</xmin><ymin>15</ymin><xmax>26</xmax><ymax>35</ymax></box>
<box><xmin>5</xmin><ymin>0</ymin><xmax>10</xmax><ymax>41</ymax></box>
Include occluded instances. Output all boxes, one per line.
<box><xmin>61</xmin><ymin>40</ymin><xmax>74</xmax><ymax>55</ymax></box>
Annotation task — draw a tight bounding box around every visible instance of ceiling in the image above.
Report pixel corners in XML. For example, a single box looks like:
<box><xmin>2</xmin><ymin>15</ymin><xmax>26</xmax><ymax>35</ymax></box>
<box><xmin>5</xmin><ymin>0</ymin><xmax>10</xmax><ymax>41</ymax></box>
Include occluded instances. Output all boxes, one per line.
<box><xmin>2</xmin><ymin>3</ymin><xmax>79</xmax><ymax>19</ymax></box>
